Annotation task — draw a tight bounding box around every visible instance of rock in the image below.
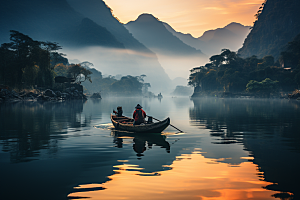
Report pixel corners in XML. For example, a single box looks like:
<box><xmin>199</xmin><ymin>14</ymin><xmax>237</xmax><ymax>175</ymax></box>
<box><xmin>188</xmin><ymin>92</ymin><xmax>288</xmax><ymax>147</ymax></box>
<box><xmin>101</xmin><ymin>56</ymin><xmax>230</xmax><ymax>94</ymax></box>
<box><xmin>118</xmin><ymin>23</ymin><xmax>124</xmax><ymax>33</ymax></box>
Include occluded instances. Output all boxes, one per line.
<box><xmin>55</xmin><ymin>91</ymin><xmax>62</xmax><ymax>97</ymax></box>
<box><xmin>61</xmin><ymin>93</ymin><xmax>69</xmax><ymax>99</ymax></box>
<box><xmin>44</xmin><ymin>89</ymin><xmax>56</xmax><ymax>97</ymax></box>
<box><xmin>90</xmin><ymin>92</ymin><xmax>102</xmax><ymax>99</ymax></box>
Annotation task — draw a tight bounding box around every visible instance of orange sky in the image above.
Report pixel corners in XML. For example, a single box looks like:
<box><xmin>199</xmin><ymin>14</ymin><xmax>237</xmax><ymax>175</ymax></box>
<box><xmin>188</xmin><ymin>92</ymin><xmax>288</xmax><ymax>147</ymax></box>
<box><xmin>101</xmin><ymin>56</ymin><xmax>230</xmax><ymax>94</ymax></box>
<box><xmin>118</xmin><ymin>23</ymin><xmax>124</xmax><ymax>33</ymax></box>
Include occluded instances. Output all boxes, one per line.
<box><xmin>104</xmin><ymin>0</ymin><xmax>264</xmax><ymax>37</ymax></box>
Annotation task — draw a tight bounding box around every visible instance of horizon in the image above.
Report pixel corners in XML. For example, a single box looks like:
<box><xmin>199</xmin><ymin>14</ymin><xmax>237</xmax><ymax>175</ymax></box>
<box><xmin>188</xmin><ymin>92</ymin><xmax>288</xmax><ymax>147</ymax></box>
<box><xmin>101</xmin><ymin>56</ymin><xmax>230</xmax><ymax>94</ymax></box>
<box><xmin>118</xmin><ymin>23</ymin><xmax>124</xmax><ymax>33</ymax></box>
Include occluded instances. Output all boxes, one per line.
<box><xmin>104</xmin><ymin>0</ymin><xmax>263</xmax><ymax>37</ymax></box>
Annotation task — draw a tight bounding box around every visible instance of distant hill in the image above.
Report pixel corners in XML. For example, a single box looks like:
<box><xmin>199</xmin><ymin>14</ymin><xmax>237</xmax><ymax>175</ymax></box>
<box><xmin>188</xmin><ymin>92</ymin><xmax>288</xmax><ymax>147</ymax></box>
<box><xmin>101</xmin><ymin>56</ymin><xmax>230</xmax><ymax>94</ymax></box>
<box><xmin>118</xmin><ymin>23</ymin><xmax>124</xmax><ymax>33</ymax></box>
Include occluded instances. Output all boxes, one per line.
<box><xmin>238</xmin><ymin>0</ymin><xmax>300</xmax><ymax>59</ymax></box>
<box><xmin>0</xmin><ymin>0</ymin><xmax>123</xmax><ymax>48</ymax></box>
<box><xmin>164</xmin><ymin>22</ymin><xmax>251</xmax><ymax>56</ymax></box>
<box><xmin>64</xmin><ymin>0</ymin><xmax>172</xmax><ymax>92</ymax></box>
<box><xmin>65</xmin><ymin>0</ymin><xmax>152</xmax><ymax>52</ymax></box>
<box><xmin>0</xmin><ymin>0</ymin><xmax>172</xmax><ymax>92</ymax></box>
<box><xmin>125</xmin><ymin>14</ymin><xmax>205</xmax><ymax>56</ymax></box>
<box><xmin>125</xmin><ymin>13</ymin><xmax>207</xmax><ymax>79</ymax></box>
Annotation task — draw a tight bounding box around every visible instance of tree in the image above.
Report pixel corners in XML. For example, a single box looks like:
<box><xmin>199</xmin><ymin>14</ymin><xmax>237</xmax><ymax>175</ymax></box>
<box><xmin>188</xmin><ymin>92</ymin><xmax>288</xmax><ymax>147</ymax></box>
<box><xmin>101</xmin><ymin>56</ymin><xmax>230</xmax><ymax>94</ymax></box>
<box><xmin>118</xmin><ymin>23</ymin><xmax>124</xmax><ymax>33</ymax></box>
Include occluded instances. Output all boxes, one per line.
<box><xmin>67</xmin><ymin>64</ymin><xmax>92</xmax><ymax>83</ymax></box>
<box><xmin>80</xmin><ymin>61</ymin><xmax>94</xmax><ymax>69</ymax></box>
<box><xmin>0</xmin><ymin>30</ymin><xmax>65</xmax><ymax>88</ymax></box>
<box><xmin>7</xmin><ymin>30</ymin><xmax>40</xmax><ymax>87</ymax></box>
<box><xmin>280</xmin><ymin>33</ymin><xmax>300</xmax><ymax>68</ymax></box>
<box><xmin>220</xmin><ymin>49</ymin><xmax>238</xmax><ymax>64</ymax></box>
<box><xmin>210</xmin><ymin>55</ymin><xmax>224</xmax><ymax>67</ymax></box>
<box><xmin>54</xmin><ymin>63</ymin><xmax>68</xmax><ymax>77</ymax></box>
<box><xmin>110</xmin><ymin>75</ymin><xmax>144</xmax><ymax>95</ymax></box>
<box><xmin>22</xmin><ymin>65</ymin><xmax>39</xmax><ymax>86</ymax></box>
<box><xmin>246</xmin><ymin>78</ymin><xmax>279</xmax><ymax>94</ymax></box>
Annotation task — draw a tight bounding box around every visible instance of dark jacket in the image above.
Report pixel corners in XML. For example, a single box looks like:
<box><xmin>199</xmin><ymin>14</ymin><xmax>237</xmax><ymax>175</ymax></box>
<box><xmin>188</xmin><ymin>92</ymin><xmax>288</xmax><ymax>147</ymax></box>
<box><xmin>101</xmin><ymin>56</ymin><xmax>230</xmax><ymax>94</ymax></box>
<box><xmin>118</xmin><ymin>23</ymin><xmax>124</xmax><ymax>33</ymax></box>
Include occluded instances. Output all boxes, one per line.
<box><xmin>133</xmin><ymin>109</ymin><xmax>146</xmax><ymax>123</ymax></box>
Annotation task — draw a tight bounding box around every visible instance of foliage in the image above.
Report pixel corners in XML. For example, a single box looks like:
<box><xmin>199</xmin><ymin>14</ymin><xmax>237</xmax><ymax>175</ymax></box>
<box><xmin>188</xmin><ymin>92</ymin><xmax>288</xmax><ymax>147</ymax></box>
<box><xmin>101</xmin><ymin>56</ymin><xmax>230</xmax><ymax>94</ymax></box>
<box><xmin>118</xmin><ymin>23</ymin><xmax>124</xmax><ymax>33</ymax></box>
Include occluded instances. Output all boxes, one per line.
<box><xmin>110</xmin><ymin>75</ymin><xmax>145</xmax><ymax>95</ymax></box>
<box><xmin>280</xmin><ymin>33</ymin><xmax>300</xmax><ymax>68</ymax></box>
<box><xmin>0</xmin><ymin>30</ymin><xmax>63</xmax><ymax>88</ymax></box>
<box><xmin>22</xmin><ymin>65</ymin><xmax>39</xmax><ymax>86</ymax></box>
<box><xmin>54</xmin><ymin>63</ymin><xmax>69</xmax><ymax>77</ymax></box>
<box><xmin>246</xmin><ymin>78</ymin><xmax>278</xmax><ymax>93</ymax></box>
<box><xmin>67</xmin><ymin>64</ymin><xmax>92</xmax><ymax>83</ymax></box>
<box><xmin>0</xmin><ymin>31</ymin><xmax>148</xmax><ymax>95</ymax></box>
<box><xmin>51</xmin><ymin>52</ymin><xmax>68</xmax><ymax>66</ymax></box>
<box><xmin>189</xmin><ymin>47</ymin><xmax>299</xmax><ymax>96</ymax></box>
<box><xmin>239</xmin><ymin>0</ymin><xmax>300</xmax><ymax>59</ymax></box>
<box><xmin>82</xmin><ymin>74</ymin><xmax>150</xmax><ymax>96</ymax></box>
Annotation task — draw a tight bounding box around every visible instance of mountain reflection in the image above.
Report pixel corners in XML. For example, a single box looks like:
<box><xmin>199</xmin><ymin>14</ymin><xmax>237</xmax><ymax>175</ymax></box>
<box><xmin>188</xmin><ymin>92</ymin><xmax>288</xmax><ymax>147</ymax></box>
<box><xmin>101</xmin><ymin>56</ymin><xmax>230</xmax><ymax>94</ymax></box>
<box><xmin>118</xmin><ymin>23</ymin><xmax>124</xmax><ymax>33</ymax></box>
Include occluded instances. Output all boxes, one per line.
<box><xmin>190</xmin><ymin>98</ymin><xmax>300</xmax><ymax>199</ymax></box>
<box><xmin>0</xmin><ymin>101</ymin><xmax>89</xmax><ymax>163</ymax></box>
<box><xmin>111</xmin><ymin>130</ymin><xmax>170</xmax><ymax>158</ymax></box>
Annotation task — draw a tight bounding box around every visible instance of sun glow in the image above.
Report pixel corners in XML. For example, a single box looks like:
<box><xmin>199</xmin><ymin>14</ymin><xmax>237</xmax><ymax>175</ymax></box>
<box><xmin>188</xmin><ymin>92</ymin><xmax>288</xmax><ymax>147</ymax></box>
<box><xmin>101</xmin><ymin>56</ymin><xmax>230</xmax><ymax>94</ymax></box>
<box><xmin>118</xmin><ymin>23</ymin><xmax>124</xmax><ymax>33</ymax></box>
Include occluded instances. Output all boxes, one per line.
<box><xmin>104</xmin><ymin>0</ymin><xmax>264</xmax><ymax>37</ymax></box>
<box><xmin>68</xmin><ymin>150</ymin><xmax>276</xmax><ymax>200</ymax></box>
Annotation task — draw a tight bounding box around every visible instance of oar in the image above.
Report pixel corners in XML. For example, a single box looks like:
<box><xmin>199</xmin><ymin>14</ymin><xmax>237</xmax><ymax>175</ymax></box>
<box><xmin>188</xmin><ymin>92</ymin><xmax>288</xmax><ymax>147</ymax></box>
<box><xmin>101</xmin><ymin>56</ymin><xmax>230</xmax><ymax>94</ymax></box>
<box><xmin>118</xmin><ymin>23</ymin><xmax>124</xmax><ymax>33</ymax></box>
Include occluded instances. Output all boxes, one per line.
<box><xmin>150</xmin><ymin>116</ymin><xmax>183</xmax><ymax>133</ymax></box>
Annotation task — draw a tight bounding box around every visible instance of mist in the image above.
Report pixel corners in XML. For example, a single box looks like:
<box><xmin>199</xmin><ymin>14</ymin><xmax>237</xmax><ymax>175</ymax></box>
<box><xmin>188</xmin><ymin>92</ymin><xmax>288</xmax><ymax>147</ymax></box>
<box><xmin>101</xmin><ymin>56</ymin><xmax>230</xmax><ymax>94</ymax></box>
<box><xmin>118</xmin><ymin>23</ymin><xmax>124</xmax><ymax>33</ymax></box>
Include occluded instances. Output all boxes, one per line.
<box><xmin>62</xmin><ymin>46</ymin><xmax>175</xmax><ymax>94</ymax></box>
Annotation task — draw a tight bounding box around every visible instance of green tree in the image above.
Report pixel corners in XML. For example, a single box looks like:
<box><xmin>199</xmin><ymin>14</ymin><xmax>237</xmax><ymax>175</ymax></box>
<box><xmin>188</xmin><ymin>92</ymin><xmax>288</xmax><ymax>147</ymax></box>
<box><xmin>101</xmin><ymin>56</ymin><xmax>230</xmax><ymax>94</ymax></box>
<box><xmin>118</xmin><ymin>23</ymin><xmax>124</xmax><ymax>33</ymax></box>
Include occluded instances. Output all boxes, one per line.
<box><xmin>246</xmin><ymin>78</ymin><xmax>279</xmax><ymax>95</ymax></box>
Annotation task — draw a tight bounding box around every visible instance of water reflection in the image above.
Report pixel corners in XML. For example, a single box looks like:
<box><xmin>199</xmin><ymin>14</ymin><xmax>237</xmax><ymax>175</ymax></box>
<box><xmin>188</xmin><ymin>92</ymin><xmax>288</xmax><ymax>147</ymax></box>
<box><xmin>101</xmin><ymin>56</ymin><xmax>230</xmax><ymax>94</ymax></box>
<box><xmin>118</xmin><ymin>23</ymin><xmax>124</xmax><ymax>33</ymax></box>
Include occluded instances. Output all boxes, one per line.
<box><xmin>0</xmin><ymin>100</ymin><xmax>89</xmax><ymax>163</ymax></box>
<box><xmin>111</xmin><ymin>130</ymin><xmax>170</xmax><ymax>158</ymax></box>
<box><xmin>1</xmin><ymin>97</ymin><xmax>299</xmax><ymax>200</ymax></box>
<box><xmin>190</xmin><ymin>98</ymin><xmax>300</xmax><ymax>149</ymax></box>
<box><xmin>68</xmin><ymin>149</ymin><xmax>276</xmax><ymax>200</ymax></box>
<box><xmin>190</xmin><ymin>98</ymin><xmax>300</xmax><ymax>199</ymax></box>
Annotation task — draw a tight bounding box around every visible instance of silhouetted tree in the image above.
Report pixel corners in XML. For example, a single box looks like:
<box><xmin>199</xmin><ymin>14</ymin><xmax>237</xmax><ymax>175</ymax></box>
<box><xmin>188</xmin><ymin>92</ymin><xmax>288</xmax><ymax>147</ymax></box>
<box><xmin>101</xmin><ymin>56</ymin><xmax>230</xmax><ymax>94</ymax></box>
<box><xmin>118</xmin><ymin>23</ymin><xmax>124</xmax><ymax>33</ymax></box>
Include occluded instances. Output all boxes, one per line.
<box><xmin>0</xmin><ymin>31</ymin><xmax>64</xmax><ymax>88</ymax></box>
<box><xmin>67</xmin><ymin>64</ymin><xmax>92</xmax><ymax>83</ymax></box>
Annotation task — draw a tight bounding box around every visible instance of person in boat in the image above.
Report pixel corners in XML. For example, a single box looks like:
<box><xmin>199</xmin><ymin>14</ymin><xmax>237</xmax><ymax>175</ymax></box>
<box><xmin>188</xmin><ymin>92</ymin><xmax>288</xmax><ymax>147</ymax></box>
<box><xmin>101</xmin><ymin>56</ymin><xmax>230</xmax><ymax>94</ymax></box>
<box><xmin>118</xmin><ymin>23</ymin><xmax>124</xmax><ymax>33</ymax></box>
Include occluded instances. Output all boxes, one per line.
<box><xmin>113</xmin><ymin>106</ymin><xmax>123</xmax><ymax>117</ymax></box>
<box><xmin>133</xmin><ymin>104</ymin><xmax>146</xmax><ymax>125</ymax></box>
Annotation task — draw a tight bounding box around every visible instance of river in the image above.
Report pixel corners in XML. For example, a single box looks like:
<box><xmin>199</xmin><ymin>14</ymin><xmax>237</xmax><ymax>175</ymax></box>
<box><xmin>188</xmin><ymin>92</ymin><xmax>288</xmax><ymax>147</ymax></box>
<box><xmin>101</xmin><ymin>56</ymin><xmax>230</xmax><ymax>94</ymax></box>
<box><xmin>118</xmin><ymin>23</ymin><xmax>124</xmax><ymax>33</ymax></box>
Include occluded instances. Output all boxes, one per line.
<box><xmin>0</xmin><ymin>97</ymin><xmax>299</xmax><ymax>200</ymax></box>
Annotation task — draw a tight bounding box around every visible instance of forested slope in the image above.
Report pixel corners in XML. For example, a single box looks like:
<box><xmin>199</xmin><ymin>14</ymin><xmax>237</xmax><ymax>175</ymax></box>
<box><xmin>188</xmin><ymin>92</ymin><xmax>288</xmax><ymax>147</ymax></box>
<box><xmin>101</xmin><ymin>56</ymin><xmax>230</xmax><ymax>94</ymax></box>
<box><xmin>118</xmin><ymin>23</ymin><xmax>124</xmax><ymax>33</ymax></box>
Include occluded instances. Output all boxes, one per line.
<box><xmin>238</xmin><ymin>0</ymin><xmax>300</xmax><ymax>59</ymax></box>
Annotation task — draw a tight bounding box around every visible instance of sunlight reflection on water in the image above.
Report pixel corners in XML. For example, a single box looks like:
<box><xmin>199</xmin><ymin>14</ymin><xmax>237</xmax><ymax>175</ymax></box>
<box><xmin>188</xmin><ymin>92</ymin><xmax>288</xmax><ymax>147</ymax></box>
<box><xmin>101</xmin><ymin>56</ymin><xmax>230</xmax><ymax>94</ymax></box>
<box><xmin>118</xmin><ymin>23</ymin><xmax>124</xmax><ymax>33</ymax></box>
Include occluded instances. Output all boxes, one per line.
<box><xmin>1</xmin><ymin>97</ymin><xmax>299</xmax><ymax>200</ymax></box>
<box><xmin>68</xmin><ymin>150</ymin><xmax>275</xmax><ymax>200</ymax></box>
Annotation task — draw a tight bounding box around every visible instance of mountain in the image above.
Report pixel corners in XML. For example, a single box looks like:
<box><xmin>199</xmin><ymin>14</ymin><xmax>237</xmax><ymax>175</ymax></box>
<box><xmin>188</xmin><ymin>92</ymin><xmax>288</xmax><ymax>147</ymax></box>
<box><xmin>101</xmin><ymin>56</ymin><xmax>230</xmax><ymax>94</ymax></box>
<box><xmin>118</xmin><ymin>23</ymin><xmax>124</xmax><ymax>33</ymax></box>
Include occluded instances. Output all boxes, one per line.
<box><xmin>164</xmin><ymin>22</ymin><xmax>251</xmax><ymax>56</ymax></box>
<box><xmin>163</xmin><ymin>23</ymin><xmax>205</xmax><ymax>52</ymax></box>
<box><xmin>64</xmin><ymin>0</ymin><xmax>172</xmax><ymax>92</ymax></box>
<box><xmin>0</xmin><ymin>0</ymin><xmax>123</xmax><ymax>48</ymax></box>
<box><xmin>0</xmin><ymin>0</ymin><xmax>172</xmax><ymax>92</ymax></box>
<box><xmin>65</xmin><ymin>0</ymin><xmax>152</xmax><ymax>52</ymax></box>
<box><xmin>238</xmin><ymin>0</ymin><xmax>300</xmax><ymax>59</ymax></box>
<box><xmin>125</xmin><ymin>13</ymin><xmax>208</xmax><ymax>79</ymax></box>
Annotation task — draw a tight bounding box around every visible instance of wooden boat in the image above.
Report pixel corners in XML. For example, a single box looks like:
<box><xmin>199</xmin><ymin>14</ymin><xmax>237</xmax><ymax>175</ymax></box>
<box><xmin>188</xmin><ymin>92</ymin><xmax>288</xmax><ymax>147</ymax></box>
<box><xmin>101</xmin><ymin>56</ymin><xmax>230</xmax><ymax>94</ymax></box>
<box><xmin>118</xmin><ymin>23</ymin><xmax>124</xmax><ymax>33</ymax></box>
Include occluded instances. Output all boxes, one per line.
<box><xmin>111</xmin><ymin>114</ymin><xmax>170</xmax><ymax>133</ymax></box>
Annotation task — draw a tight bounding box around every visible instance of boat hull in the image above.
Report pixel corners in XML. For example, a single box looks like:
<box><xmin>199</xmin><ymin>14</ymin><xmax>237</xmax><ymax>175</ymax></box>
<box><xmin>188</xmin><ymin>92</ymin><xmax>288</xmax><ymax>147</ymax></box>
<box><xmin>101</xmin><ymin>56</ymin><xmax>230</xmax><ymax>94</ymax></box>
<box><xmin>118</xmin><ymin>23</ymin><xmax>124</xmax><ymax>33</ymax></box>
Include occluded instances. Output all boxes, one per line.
<box><xmin>111</xmin><ymin>114</ymin><xmax>170</xmax><ymax>133</ymax></box>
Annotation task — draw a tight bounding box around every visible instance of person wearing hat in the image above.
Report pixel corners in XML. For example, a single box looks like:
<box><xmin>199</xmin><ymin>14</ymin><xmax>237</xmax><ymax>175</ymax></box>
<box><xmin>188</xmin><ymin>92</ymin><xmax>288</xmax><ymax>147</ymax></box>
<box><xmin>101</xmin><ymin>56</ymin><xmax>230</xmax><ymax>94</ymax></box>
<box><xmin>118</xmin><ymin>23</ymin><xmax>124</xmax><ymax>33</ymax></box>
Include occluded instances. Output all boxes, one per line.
<box><xmin>133</xmin><ymin>104</ymin><xmax>146</xmax><ymax>125</ymax></box>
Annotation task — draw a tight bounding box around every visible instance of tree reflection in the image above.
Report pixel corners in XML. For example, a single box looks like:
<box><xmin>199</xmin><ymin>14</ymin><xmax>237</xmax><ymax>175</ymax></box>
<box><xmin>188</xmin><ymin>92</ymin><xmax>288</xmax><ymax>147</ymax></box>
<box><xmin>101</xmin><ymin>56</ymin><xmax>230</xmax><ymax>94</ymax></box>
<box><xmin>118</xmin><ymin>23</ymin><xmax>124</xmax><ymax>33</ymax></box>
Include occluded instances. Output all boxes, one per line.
<box><xmin>0</xmin><ymin>100</ymin><xmax>90</xmax><ymax>163</ymax></box>
<box><xmin>189</xmin><ymin>98</ymin><xmax>300</xmax><ymax>199</ymax></box>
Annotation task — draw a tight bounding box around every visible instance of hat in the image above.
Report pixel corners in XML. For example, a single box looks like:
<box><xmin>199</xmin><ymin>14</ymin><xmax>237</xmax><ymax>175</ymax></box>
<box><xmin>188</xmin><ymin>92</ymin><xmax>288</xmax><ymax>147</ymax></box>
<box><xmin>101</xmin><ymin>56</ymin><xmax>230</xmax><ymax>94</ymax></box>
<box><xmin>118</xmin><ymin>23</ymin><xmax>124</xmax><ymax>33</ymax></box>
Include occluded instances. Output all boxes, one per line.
<box><xmin>135</xmin><ymin>104</ymin><xmax>142</xmax><ymax>109</ymax></box>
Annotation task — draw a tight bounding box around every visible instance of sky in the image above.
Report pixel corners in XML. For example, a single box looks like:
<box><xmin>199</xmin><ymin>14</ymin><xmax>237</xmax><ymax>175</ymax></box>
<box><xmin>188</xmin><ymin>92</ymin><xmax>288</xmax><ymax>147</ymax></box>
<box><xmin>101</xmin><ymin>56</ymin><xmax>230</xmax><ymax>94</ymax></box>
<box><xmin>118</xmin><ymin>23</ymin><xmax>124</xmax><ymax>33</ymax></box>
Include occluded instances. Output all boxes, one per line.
<box><xmin>104</xmin><ymin>0</ymin><xmax>263</xmax><ymax>37</ymax></box>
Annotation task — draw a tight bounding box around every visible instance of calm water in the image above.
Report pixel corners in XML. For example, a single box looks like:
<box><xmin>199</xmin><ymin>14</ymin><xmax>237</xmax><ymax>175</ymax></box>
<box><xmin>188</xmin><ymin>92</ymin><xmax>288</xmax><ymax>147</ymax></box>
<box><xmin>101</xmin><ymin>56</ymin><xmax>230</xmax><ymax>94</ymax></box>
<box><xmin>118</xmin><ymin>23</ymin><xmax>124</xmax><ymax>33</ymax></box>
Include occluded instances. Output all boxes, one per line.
<box><xmin>0</xmin><ymin>97</ymin><xmax>299</xmax><ymax>200</ymax></box>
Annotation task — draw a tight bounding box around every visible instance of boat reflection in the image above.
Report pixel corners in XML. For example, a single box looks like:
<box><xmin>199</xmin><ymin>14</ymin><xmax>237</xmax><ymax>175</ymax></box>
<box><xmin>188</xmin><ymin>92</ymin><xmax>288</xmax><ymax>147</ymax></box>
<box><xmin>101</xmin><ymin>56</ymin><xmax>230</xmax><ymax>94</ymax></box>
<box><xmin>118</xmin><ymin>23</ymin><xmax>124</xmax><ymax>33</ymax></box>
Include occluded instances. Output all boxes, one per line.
<box><xmin>111</xmin><ymin>130</ymin><xmax>170</xmax><ymax>158</ymax></box>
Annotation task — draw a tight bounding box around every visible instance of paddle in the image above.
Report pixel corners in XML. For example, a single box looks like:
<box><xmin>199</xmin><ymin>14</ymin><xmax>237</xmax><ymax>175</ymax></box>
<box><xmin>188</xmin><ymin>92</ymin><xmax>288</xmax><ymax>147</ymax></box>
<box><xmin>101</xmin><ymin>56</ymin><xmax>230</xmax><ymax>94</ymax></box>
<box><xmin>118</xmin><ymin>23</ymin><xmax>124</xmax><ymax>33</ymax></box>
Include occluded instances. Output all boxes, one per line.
<box><xmin>150</xmin><ymin>116</ymin><xmax>183</xmax><ymax>133</ymax></box>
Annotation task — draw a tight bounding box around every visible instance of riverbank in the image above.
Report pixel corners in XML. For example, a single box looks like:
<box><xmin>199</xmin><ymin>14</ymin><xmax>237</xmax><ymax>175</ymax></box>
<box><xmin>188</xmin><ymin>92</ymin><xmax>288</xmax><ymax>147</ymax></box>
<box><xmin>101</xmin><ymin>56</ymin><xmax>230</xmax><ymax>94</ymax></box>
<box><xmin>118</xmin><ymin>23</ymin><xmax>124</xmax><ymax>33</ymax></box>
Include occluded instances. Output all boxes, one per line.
<box><xmin>0</xmin><ymin>87</ymin><xmax>88</xmax><ymax>103</ymax></box>
<box><xmin>191</xmin><ymin>90</ymin><xmax>299</xmax><ymax>99</ymax></box>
